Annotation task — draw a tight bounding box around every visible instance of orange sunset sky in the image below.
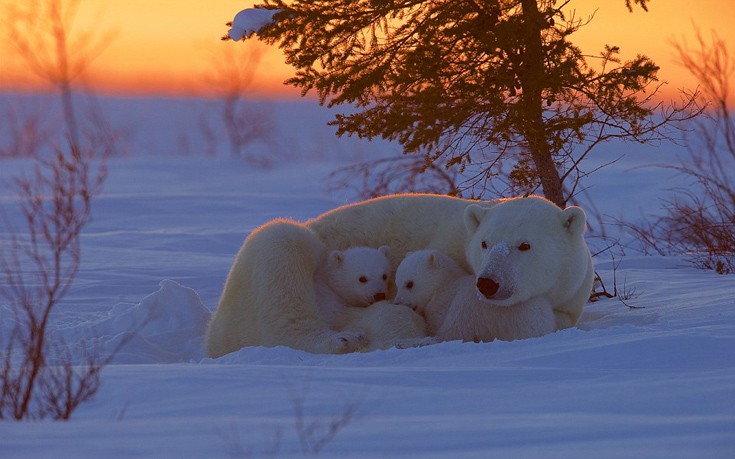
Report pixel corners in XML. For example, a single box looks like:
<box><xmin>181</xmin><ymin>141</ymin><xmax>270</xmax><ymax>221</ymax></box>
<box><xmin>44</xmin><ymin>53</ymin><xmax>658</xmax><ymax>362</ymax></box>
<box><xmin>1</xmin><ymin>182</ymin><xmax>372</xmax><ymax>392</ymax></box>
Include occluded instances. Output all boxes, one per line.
<box><xmin>0</xmin><ymin>0</ymin><xmax>732</xmax><ymax>100</ymax></box>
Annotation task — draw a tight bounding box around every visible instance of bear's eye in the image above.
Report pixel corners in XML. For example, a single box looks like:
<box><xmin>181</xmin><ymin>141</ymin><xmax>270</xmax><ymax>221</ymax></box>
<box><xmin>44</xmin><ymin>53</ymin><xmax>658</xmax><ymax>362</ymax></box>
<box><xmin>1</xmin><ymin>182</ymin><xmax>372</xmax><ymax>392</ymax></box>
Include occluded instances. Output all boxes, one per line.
<box><xmin>382</xmin><ymin>273</ymin><xmax>388</xmax><ymax>281</ymax></box>
<box><xmin>359</xmin><ymin>276</ymin><xmax>368</xmax><ymax>283</ymax></box>
<box><xmin>405</xmin><ymin>281</ymin><xmax>414</xmax><ymax>290</ymax></box>
<box><xmin>481</xmin><ymin>241</ymin><xmax>488</xmax><ymax>249</ymax></box>
<box><xmin>518</xmin><ymin>242</ymin><xmax>531</xmax><ymax>251</ymax></box>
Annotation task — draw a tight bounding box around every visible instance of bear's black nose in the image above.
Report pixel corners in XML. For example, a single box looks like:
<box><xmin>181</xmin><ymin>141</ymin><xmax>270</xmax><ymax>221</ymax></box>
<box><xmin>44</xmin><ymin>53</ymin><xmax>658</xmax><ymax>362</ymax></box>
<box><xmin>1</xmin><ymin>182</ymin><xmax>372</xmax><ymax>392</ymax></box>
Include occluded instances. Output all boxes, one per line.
<box><xmin>373</xmin><ymin>292</ymin><xmax>386</xmax><ymax>302</ymax></box>
<box><xmin>476</xmin><ymin>277</ymin><xmax>499</xmax><ymax>298</ymax></box>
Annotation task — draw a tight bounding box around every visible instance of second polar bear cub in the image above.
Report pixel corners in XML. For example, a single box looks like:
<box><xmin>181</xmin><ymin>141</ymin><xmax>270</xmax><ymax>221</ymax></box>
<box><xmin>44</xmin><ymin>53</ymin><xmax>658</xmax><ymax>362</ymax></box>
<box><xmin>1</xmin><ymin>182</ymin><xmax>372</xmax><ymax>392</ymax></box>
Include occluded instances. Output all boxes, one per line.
<box><xmin>394</xmin><ymin>249</ymin><xmax>556</xmax><ymax>342</ymax></box>
<box><xmin>393</xmin><ymin>250</ymin><xmax>465</xmax><ymax>335</ymax></box>
<box><xmin>314</xmin><ymin>245</ymin><xmax>392</xmax><ymax>327</ymax></box>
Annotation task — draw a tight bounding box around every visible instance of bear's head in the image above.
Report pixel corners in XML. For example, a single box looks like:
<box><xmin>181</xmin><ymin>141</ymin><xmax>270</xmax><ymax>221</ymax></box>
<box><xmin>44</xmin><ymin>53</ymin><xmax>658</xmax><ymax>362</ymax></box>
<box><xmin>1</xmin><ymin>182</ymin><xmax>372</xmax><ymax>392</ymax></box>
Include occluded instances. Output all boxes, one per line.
<box><xmin>464</xmin><ymin>196</ymin><xmax>590</xmax><ymax>307</ymax></box>
<box><xmin>324</xmin><ymin>245</ymin><xmax>391</xmax><ymax>307</ymax></box>
<box><xmin>393</xmin><ymin>249</ymin><xmax>462</xmax><ymax>314</ymax></box>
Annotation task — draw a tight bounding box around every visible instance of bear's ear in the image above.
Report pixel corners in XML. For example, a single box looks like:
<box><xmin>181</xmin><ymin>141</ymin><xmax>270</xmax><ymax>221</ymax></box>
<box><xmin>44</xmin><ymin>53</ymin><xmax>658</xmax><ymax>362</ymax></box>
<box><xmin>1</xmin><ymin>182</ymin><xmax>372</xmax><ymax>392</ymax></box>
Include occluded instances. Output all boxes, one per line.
<box><xmin>464</xmin><ymin>204</ymin><xmax>489</xmax><ymax>234</ymax></box>
<box><xmin>560</xmin><ymin>206</ymin><xmax>587</xmax><ymax>238</ymax></box>
<box><xmin>329</xmin><ymin>250</ymin><xmax>344</xmax><ymax>267</ymax></box>
<box><xmin>378</xmin><ymin>245</ymin><xmax>390</xmax><ymax>257</ymax></box>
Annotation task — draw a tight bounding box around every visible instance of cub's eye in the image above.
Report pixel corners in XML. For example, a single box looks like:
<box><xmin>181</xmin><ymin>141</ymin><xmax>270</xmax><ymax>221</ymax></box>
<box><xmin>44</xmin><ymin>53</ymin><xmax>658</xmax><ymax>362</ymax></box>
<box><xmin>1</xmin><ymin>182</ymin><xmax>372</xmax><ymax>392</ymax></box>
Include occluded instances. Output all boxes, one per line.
<box><xmin>518</xmin><ymin>242</ymin><xmax>531</xmax><ymax>251</ymax></box>
<box><xmin>405</xmin><ymin>281</ymin><xmax>414</xmax><ymax>290</ymax></box>
<box><xmin>359</xmin><ymin>276</ymin><xmax>368</xmax><ymax>283</ymax></box>
<box><xmin>481</xmin><ymin>241</ymin><xmax>488</xmax><ymax>249</ymax></box>
<box><xmin>382</xmin><ymin>273</ymin><xmax>388</xmax><ymax>281</ymax></box>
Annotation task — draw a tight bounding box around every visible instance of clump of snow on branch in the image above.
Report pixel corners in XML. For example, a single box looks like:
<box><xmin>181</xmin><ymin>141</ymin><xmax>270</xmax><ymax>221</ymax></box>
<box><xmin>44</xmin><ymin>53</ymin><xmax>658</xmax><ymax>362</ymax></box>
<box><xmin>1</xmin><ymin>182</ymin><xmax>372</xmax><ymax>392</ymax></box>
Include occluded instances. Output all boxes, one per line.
<box><xmin>225</xmin><ymin>8</ymin><xmax>280</xmax><ymax>41</ymax></box>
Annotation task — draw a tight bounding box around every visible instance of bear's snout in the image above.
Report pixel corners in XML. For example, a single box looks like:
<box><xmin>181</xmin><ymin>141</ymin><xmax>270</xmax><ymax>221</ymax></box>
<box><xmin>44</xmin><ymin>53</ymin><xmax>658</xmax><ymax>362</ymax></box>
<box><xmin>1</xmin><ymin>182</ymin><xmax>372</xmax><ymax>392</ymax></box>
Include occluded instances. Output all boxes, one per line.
<box><xmin>476</xmin><ymin>277</ymin><xmax>500</xmax><ymax>299</ymax></box>
<box><xmin>373</xmin><ymin>292</ymin><xmax>387</xmax><ymax>302</ymax></box>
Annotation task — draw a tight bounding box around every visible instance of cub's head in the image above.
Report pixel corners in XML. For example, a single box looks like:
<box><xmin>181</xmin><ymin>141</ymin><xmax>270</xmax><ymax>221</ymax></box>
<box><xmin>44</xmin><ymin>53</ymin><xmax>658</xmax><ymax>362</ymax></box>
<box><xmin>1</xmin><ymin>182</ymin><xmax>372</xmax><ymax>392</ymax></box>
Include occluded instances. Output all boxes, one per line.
<box><xmin>464</xmin><ymin>196</ymin><xmax>589</xmax><ymax>307</ymax></box>
<box><xmin>393</xmin><ymin>249</ymin><xmax>462</xmax><ymax>314</ymax></box>
<box><xmin>324</xmin><ymin>245</ymin><xmax>391</xmax><ymax>307</ymax></box>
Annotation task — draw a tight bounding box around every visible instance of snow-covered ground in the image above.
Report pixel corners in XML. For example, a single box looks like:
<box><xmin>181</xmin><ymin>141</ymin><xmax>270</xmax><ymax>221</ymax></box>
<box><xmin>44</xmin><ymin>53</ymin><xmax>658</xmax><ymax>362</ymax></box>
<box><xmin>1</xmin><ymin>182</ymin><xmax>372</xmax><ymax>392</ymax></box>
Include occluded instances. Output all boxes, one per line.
<box><xmin>0</xmin><ymin>96</ymin><xmax>733</xmax><ymax>458</ymax></box>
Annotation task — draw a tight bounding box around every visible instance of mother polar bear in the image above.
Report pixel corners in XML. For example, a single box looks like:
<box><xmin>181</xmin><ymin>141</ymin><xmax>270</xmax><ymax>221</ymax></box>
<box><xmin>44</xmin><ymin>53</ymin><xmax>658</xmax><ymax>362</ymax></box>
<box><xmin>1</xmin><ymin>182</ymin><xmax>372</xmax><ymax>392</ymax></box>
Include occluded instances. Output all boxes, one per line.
<box><xmin>205</xmin><ymin>194</ymin><xmax>594</xmax><ymax>357</ymax></box>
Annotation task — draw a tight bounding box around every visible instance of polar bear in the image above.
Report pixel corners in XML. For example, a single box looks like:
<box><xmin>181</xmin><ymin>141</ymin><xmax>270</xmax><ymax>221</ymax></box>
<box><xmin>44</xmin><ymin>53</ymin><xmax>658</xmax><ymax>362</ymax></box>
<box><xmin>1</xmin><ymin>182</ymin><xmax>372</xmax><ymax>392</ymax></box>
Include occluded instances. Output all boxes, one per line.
<box><xmin>394</xmin><ymin>250</ymin><xmax>466</xmax><ymax>335</ymax></box>
<box><xmin>394</xmin><ymin>249</ymin><xmax>556</xmax><ymax>342</ymax></box>
<box><xmin>205</xmin><ymin>194</ymin><xmax>593</xmax><ymax>357</ymax></box>
<box><xmin>314</xmin><ymin>245</ymin><xmax>391</xmax><ymax>328</ymax></box>
<box><xmin>463</xmin><ymin>197</ymin><xmax>593</xmax><ymax>334</ymax></box>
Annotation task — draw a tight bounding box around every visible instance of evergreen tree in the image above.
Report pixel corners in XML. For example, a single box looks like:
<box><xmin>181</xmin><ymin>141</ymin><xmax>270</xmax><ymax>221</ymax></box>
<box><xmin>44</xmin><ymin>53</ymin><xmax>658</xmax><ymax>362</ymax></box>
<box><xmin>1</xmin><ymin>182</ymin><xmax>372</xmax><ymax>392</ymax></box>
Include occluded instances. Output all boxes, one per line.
<box><xmin>229</xmin><ymin>0</ymin><xmax>698</xmax><ymax>206</ymax></box>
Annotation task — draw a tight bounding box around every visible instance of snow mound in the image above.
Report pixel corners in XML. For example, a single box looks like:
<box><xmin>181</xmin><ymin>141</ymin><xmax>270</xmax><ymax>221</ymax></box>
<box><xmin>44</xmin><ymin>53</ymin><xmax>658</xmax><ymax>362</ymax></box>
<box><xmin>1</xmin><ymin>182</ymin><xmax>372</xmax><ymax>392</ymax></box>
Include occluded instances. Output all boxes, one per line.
<box><xmin>227</xmin><ymin>8</ymin><xmax>279</xmax><ymax>40</ymax></box>
<box><xmin>90</xmin><ymin>280</ymin><xmax>211</xmax><ymax>364</ymax></box>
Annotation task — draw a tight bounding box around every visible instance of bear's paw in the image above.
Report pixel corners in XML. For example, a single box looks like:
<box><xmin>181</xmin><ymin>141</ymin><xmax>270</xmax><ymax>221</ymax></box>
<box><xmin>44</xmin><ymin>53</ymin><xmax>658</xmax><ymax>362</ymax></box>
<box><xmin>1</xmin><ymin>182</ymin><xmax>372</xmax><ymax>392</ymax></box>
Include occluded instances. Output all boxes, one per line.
<box><xmin>324</xmin><ymin>330</ymin><xmax>369</xmax><ymax>354</ymax></box>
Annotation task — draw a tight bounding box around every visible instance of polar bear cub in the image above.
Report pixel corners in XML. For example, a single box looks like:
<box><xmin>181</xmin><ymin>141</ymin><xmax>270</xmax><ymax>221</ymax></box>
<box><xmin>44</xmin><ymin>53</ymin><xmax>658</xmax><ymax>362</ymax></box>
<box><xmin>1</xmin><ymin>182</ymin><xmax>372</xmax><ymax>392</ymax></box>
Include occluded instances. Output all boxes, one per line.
<box><xmin>314</xmin><ymin>245</ymin><xmax>392</xmax><ymax>327</ymax></box>
<box><xmin>394</xmin><ymin>249</ymin><xmax>556</xmax><ymax>342</ymax></box>
<box><xmin>394</xmin><ymin>250</ymin><xmax>464</xmax><ymax>335</ymax></box>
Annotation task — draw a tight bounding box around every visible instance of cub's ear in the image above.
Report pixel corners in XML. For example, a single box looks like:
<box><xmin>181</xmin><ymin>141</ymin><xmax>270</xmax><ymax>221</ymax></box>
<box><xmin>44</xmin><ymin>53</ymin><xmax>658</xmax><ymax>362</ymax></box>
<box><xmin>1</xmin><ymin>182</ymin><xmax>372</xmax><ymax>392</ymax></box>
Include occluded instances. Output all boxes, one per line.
<box><xmin>464</xmin><ymin>204</ymin><xmax>489</xmax><ymax>234</ymax></box>
<box><xmin>329</xmin><ymin>250</ymin><xmax>344</xmax><ymax>267</ymax></box>
<box><xmin>560</xmin><ymin>206</ymin><xmax>587</xmax><ymax>238</ymax></box>
<box><xmin>378</xmin><ymin>245</ymin><xmax>390</xmax><ymax>257</ymax></box>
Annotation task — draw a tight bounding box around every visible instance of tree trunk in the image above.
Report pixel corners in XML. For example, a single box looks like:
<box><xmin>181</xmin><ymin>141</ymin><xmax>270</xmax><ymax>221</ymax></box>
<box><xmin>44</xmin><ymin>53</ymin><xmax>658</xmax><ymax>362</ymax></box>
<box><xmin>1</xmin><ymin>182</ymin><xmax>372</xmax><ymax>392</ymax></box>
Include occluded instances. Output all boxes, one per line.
<box><xmin>519</xmin><ymin>0</ymin><xmax>565</xmax><ymax>208</ymax></box>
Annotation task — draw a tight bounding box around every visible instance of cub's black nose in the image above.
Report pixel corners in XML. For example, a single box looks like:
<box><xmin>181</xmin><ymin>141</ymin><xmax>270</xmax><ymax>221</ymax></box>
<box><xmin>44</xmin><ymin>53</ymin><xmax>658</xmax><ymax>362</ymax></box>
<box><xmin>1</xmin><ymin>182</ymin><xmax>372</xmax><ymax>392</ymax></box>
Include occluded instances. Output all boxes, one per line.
<box><xmin>476</xmin><ymin>277</ymin><xmax>499</xmax><ymax>298</ymax></box>
<box><xmin>373</xmin><ymin>292</ymin><xmax>387</xmax><ymax>302</ymax></box>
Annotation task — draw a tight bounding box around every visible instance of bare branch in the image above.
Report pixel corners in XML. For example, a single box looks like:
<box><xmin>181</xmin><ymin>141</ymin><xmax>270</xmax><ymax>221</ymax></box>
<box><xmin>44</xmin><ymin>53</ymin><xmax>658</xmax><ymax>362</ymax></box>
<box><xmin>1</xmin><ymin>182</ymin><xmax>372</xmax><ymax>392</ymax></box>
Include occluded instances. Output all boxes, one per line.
<box><xmin>202</xmin><ymin>42</ymin><xmax>275</xmax><ymax>162</ymax></box>
<box><xmin>624</xmin><ymin>28</ymin><xmax>734</xmax><ymax>274</ymax></box>
<box><xmin>243</xmin><ymin>0</ymin><xmax>701</xmax><ymax>205</ymax></box>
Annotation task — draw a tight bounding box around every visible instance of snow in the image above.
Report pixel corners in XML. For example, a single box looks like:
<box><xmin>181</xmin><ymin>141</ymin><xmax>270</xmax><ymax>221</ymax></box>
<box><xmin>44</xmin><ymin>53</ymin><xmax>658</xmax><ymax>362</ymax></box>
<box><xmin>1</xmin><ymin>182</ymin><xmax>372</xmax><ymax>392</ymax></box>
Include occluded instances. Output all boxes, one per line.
<box><xmin>227</xmin><ymin>8</ymin><xmax>280</xmax><ymax>41</ymax></box>
<box><xmin>0</xmin><ymin>95</ymin><xmax>734</xmax><ymax>458</ymax></box>
<box><xmin>83</xmin><ymin>280</ymin><xmax>211</xmax><ymax>364</ymax></box>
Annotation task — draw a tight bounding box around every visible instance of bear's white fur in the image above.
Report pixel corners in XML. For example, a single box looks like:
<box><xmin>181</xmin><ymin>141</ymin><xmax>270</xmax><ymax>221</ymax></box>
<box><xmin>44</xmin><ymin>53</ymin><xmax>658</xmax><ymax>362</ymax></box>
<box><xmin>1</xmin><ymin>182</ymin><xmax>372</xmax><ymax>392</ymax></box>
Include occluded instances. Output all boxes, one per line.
<box><xmin>314</xmin><ymin>245</ymin><xmax>391</xmax><ymax>328</ymax></box>
<box><xmin>394</xmin><ymin>250</ymin><xmax>466</xmax><ymax>335</ymax></box>
<box><xmin>394</xmin><ymin>249</ymin><xmax>556</xmax><ymax>342</ymax></box>
<box><xmin>205</xmin><ymin>194</ymin><xmax>592</xmax><ymax>357</ymax></box>
<box><xmin>463</xmin><ymin>196</ymin><xmax>593</xmax><ymax>333</ymax></box>
<box><xmin>206</xmin><ymin>194</ymin><xmax>476</xmax><ymax>357</ymax></box>
<box><xmin>312</xmin><ymin>245</ymin><xmax>427</xmax><ymax>351</ymax></box>
<box><xmin>335</xmin><ymin>300</ymin><xmax>428</xmax><ymax>351</ymax></box>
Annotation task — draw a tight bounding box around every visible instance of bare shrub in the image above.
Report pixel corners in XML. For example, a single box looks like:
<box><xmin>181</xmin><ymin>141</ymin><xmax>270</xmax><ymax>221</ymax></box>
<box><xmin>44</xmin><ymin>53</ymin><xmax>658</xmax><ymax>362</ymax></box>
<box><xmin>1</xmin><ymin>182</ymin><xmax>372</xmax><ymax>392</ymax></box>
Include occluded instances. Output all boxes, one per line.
<box><xmin>0</xmin><ymin>0</ymin><xmax>123</xmax><ymax>420</ymax></box>
<box><xmin>0</xmin><ymin>102</ymin><xmax>54</xmax><ymax>159</ymax></box>
<box><xmin>0</xmin><ymin>145</ymin><xmax>107</xmax><ymax>420</ymax></box>
<box><xmin>627</xmin><ymin>29</ymin><xmax>734</xmax><ymax>274</ymax></box>
<box><xmin>589</xmin><ymin>246</ymin><xmax>643</xmax><ymax>309</ymax></box>
<box><xmin>220</xmin><ymin>386</ymin><xmax>364</xmax><ymax>457</ymax></box>
<box><xmin>203</xmin><ymin>42</ymin><xmax>275</xmax><ymax>163</ymax></box>
<box><xmin>326</xmin><ymin>142</ymin><xmax>631</xmax><ymax>202</ymax></box>
<box><xmin>5</xmin><ymin>0</ymin><xmax>115</xmax><ymax>148</ymax></box>
<box><xmin>291</xmin><ymin>392</ymin><xmax>362</xmax><ymax>456</ymax></box>
<box><xmin>220</xmin><ymin>423</ymin><xmax>282</xmax><ymax>459</ymax></box>
<box><xmin>327</xmin><ymin>155</ymin><xmax>462</xmax><ymax>199</ymax></box>
<box><xmin>33</xmin><ymin>340</ymin><xmax>104</xmax><ymax>420</ymax></box>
